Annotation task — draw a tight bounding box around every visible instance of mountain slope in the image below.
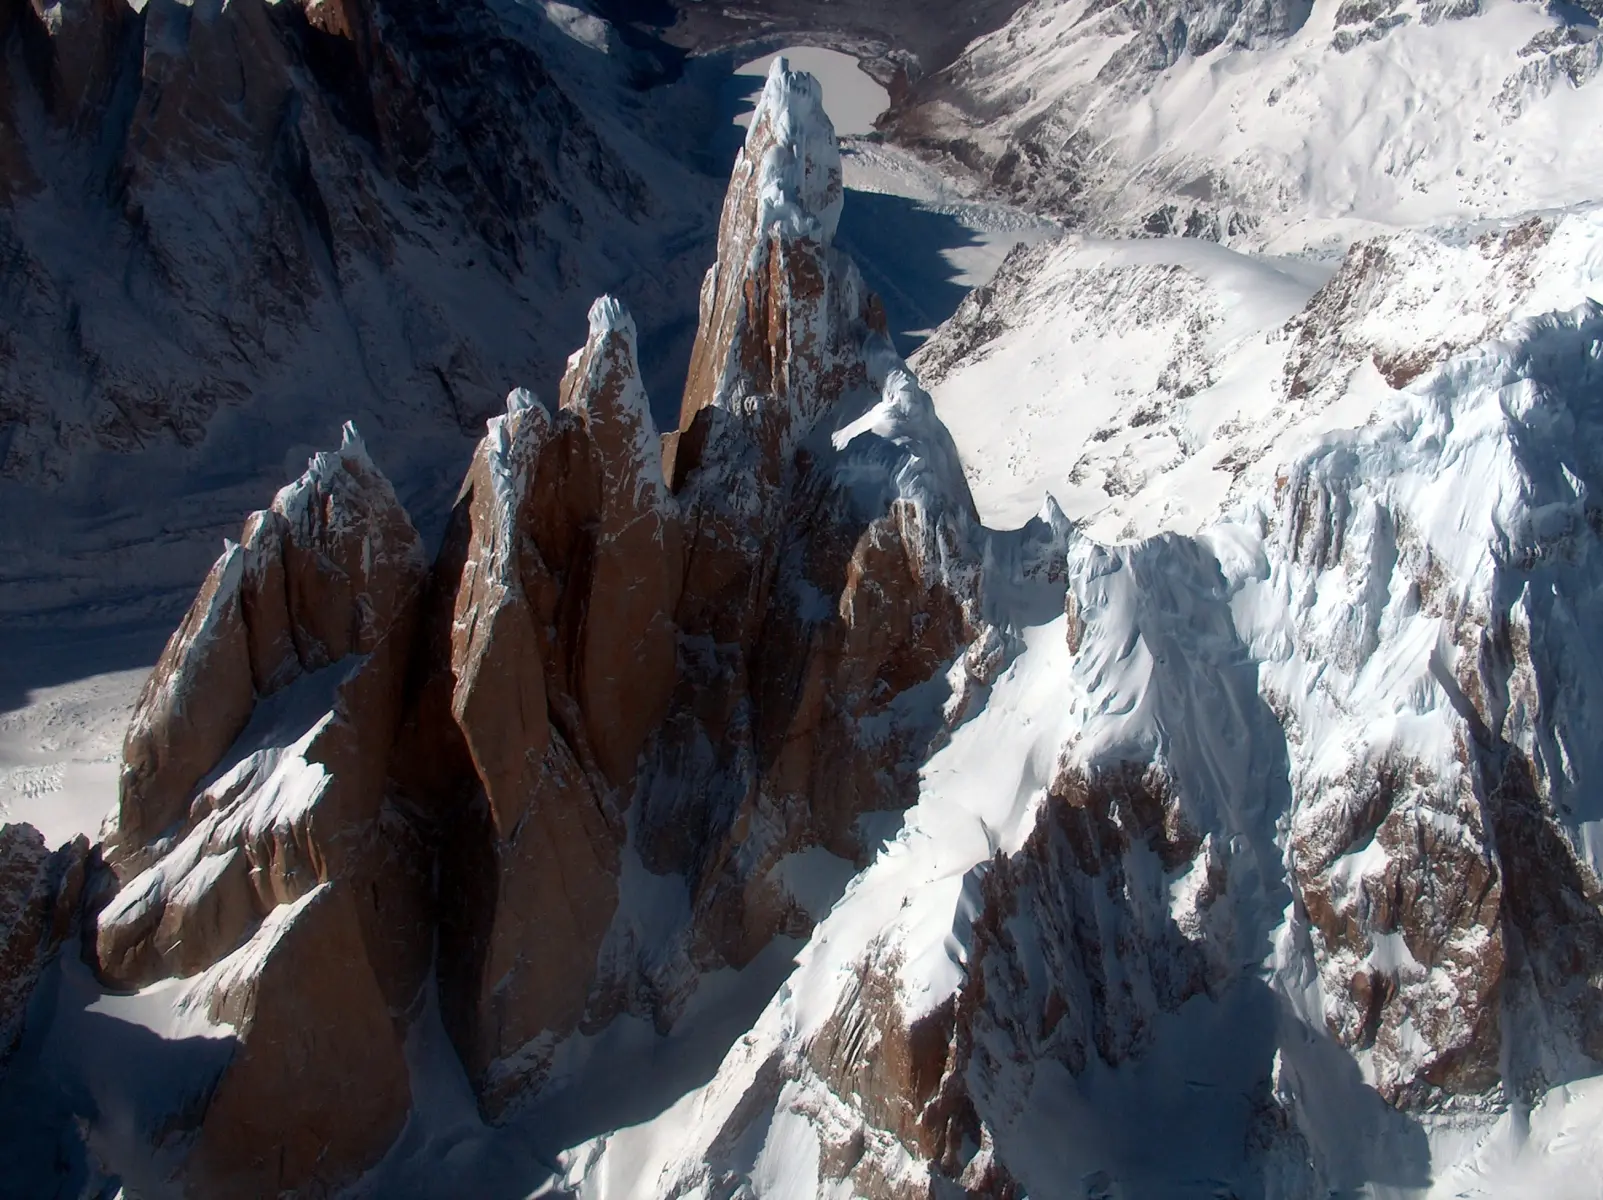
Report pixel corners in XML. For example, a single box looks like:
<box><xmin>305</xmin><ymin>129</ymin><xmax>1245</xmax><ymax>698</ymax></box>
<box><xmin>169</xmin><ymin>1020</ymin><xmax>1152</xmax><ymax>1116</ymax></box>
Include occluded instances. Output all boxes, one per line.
<box><xmin>0</xmin><ymin>0</ymin><xmax>718</xmax><ymax>630</ymax></box>
<box><xmin>560</xmin><ymin>218</ymin><xmax>1603</xmax><ymax>1198</ymax></box>
<box><xmin>883</xmin><ymin>0</ymin><xmax>1603</xmax><ymax>251</ymax></box>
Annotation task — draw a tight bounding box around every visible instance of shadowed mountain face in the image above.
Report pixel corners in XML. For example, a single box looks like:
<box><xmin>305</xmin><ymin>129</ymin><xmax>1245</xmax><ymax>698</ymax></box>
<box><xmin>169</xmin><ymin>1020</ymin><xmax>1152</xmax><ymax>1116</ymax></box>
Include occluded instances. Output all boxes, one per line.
<box><xmin>836</xmin><ymin>189</ymin><xmax>989</xmax><ymax>357</ymax></box>
<box><xmin>0</xmin><ymin>0</ymin><xmax>720</xmax><ymax>629</ymax></box>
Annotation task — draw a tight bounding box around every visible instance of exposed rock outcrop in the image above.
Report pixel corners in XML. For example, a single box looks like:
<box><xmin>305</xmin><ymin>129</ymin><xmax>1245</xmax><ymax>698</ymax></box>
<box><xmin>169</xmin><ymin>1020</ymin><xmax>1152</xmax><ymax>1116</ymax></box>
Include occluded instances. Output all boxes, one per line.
<box><xmin>425</xmin><ymin>60</ymin><xmax>981</xmax><ymax>1108</ymax></box>
<box><xmin>109</xmin><ymin>423</ymin><xmax>426</xmax><ymax>880</ymax></box>
<box><xmin>184</xmin><ymin>883</ymin><xmax>411</xmax><ymax>1198</ymax></box>
<box><xmin>0</xmin><ymin>824</ymin><xmax>87</xmax><ymax>1063</ymax></box>
<box><xmin>638</xmin><ymin>62</ymin><xmax>977</xmax><ymax>982</ymax></box>
<box><xmin>88</xmin><ymin>424</ymin><xmax>429</xmax><ymax>1196</ymax></box>
<box><xmin>549</xmin><ymin>202</ymin><xmax>1603</xmax><ymax>1196</ymax></box>
<box><xmin>0</xmin><ymin>0</ymin><xmax>667</xmax><ymax>487</ymax></box>
<box><xmin>432</xmin><ymin>300</ymin><xmax>681</xmax><ymax>1110</ymax></box>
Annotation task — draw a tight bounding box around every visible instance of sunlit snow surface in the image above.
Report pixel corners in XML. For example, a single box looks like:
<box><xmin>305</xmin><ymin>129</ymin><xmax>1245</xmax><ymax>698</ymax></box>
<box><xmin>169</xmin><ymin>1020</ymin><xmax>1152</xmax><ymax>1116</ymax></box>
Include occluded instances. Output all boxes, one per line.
<box><xmin>920</xmin><ymin>210</ymin><xmax>1603</xmax><ymax>537</ymax></box>
<box><xmin>0</xmin><ymin>630</ymin><xmax>160</xmax><ymax>848</ymax></box>
<box><xmin>555</xmin><ymin>207</ymin><xmax>1603</xmax><ymax>1197</ymax></box>
<box><xmin>926</xmin><ymin>0</ymin><xmax>1603</xmax><ymax>250</ymax></box>
<box><xmin>917</xmin><ymin>235</ymin><xmax>1332</xmax><ymax>532</ymax></box>
<box><xmin>0</xmin><ymin>666</ymin><xmax>137</xmax><ymax>848</ymax></box>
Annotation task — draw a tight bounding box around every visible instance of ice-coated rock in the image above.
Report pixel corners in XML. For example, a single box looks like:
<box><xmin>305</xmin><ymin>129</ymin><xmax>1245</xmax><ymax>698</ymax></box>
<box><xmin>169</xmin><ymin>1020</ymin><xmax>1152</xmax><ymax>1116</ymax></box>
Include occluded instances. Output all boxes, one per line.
<box><xmin>672</xmin><ymin>55</ymin><xmax>870</xmax><ymax>489</ymax></box>
<box><xmin>106</xmin><ymin>423</ymin><xmax>426</xmax><ymax>885</ymax></box>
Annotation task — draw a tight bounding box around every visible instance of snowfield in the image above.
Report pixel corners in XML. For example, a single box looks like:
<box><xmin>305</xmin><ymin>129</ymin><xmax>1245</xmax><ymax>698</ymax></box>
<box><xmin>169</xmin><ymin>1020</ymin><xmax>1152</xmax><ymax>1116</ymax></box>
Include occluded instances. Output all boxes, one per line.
<box><xmin>893</xmin><ymin>0</ymin><xmax>1603</xmax><ymax>251</ymax></box>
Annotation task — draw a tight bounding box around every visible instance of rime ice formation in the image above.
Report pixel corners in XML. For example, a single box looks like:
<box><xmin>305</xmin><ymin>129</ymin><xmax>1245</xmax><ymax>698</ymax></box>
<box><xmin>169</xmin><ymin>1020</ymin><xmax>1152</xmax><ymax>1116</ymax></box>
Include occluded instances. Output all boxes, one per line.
<box><xmin>9</xmin><ymin>50</ymin><xmax>1603</xmax><ymax>1200</ymax></box>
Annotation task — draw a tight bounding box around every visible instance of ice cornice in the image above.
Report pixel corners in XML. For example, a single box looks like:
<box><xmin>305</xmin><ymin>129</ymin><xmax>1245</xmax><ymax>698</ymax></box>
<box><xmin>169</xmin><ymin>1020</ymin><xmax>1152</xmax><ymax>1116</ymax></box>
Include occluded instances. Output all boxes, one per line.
<box><xmin>482</xmin><ymin>389</ymin><xmax>552</xmax><ymax>581</ymax></box>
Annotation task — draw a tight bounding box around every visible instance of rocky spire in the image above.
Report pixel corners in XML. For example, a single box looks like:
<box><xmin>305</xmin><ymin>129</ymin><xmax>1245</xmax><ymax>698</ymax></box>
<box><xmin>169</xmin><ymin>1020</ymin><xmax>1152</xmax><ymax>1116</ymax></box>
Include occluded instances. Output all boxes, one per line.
<box><xmin>433</xmin><ymin>299</ymin><xmax>685</xmax><ymax>1110</ymax></box>
<box><xmin>557</xmin><ymin>297</ymin><xmax>682</xmax><ymax>787</ymax></box>
<box><xmin>89</xmin><ymin>424</ymin><xmax>429</xmax><ymax>1198</ymax></box>
<box><xmin>109</xmin><ymin>422</ymin><xmax>425</xmax><ymax>870</ymax></box>
<box><xmin>670</xmin><ymin>56</ymin><xmax>872</xmax><ymax>489</ymax></box>
<box><xmin>76</xmin><ymin>62</ymin><xmax>982</xmax><ymax>1193</ymax></box>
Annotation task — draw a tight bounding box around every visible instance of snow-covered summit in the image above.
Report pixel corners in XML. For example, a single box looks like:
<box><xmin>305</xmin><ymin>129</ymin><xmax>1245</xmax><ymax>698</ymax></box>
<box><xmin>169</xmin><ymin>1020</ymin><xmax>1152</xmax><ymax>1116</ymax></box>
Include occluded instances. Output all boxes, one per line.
<box><xmin>750</xmin><ymin>56</ymin><xmax>846</xmax><ymax>245</ymax></box>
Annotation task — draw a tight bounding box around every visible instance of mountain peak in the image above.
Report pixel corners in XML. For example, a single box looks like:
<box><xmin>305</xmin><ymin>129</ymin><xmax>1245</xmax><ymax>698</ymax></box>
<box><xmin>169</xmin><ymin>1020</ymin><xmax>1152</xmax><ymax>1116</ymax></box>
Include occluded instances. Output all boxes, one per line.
<box><xmin>749</xmin><ymin>55</ymin><xmax>844</xmax><ymax>244</ymax></box>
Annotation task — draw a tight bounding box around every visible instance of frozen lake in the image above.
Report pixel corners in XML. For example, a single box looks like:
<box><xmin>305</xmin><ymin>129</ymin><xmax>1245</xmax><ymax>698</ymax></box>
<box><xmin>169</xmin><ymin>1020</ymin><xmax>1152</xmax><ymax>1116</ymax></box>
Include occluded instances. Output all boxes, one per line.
<box><xmin>730</xmin><ymin>46</ymin><xmax>889</xmax><ymax>136</ymax></box>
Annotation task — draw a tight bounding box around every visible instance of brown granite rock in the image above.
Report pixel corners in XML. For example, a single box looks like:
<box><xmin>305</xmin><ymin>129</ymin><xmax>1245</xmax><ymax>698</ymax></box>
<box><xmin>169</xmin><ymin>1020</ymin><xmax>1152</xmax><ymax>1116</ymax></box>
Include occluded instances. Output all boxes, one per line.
<box><xmin>668</xmin><ymin>60</ymin><xmax>876</xmax><ymax>657</ymax></box>
<box><xmin>186</xmin><ymin>882</ymin><xmax>410</xmax><ymax>1199</ymax></box>
<box><xmin>677</xmin><ymin>59</ymin><xmax>849</xmax><ymax>455</ymax></box>
<box><xmin>238</xmin><ymin>510</ymin><xmax>301</xmax><ymax>697</ymax></box>
<box><xmin>1291</xmin><ymin>752</ymin><xmax>1504</xmax><ymax>1104</ymax></box>
<box><xmin>434</xmin><ymin>341</ymin><xmax>680</xmax><ymax>1108</ymax></box>
<box><xmin>558</xmin><ymin>298</ymin><xmax>683</xmax><ymax>788</ymax></box>
<box><xmin>107</xmin><ymin>423</ymin><xmax>425</xmax><ymax>881</ymax></box>
<box><xmin>114</xmin><ymin>545</ymin><xmax>258</xmax><ymax>861</ymax></box>
<box><xmin>273</xmin><ymin>424</ymin><xmax>429</xmax><ymax>670</ymax></box>
<box><xmin>88</xmin><ymin>424</ymin><xmax>430</xmax><ymax>1190</ymax></box>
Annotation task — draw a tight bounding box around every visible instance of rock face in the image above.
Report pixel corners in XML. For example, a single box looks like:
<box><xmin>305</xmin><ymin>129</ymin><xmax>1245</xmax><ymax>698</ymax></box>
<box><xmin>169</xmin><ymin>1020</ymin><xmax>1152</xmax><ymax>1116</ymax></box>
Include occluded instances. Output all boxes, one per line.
<box><xmin>645</xmin><ymin>60</ymin><xmax>976</xmax><ymax>982</ymax></box>
<box><xmin>427</xmin><ymin>61</ymin><xmax>979</xmax><ymax>1106</ymax></box>
<box><xmin>0</xmin><ymin>824</ymin><xmax>87</xmax><ymax>1063</ymax></box>
<box><xmin>185</xmin><ymin>883</ymin><xmax>412</xmax><ymax>1198</ymax></box>
<box><xmin>89</xmin><ymin>424</ymin><xmax>428</xmax><ymax>1196</ymax></box>
<box><xmin>432</xmin><ymin>300</ymin><xmax>681</xmax><ymax>1109</ymax></box>
<box><xmin>0</xmin><ymin>0</ymin><xmax>665</xmax><ymax>487</ymax></box>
